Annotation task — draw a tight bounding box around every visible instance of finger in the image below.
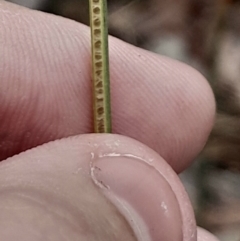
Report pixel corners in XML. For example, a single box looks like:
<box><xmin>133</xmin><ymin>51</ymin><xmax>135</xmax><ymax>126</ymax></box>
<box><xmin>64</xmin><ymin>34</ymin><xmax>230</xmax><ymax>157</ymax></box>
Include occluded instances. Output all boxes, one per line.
<box><xmin>197</xmin><ymin>227</ymin><xmax>220</xmax><ymax>241</ymax></box>
<box><xmin>0</xmin><ymin>134</ymin><xmax>196</xmax><ymax>241</ymax></box>
<box><xmin>0</xmin><ymin>2</ymin><xmax>215</xmax><ymax>172</ymax></box>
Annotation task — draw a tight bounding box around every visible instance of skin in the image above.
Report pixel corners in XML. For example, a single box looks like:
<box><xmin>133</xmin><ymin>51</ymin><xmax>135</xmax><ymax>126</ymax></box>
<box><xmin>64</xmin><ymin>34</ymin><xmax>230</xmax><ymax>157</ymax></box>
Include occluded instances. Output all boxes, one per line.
<box><xmin>0</xmin><ymin>1</ymin><xmax>218</xmax><ymax>241</ymax></box>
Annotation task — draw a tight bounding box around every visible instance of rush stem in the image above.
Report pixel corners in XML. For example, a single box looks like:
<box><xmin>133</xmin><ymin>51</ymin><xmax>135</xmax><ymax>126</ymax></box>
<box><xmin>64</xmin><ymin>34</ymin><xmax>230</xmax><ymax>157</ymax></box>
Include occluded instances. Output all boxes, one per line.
<box><xmin>89</xmin><ymin>0</ymin><xmax>112</xmax><ymax>133</ymax></box>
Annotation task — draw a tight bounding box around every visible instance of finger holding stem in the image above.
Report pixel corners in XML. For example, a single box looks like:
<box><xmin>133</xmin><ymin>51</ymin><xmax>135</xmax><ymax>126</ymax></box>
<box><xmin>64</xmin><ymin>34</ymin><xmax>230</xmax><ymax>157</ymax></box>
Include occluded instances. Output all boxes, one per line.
<box><xmin>89</xmin><ymin>0</ymin><xmax>112</xmax><ymax>133</ymax></box>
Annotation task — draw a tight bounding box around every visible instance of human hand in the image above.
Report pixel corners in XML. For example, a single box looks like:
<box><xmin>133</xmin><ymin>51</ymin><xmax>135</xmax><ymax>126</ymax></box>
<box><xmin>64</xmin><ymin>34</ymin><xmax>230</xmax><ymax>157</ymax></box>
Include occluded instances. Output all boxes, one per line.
<box><xmin>0</xmin><ymin>2</ymin><xmax>218</xmax><ymax>241</ymax></box>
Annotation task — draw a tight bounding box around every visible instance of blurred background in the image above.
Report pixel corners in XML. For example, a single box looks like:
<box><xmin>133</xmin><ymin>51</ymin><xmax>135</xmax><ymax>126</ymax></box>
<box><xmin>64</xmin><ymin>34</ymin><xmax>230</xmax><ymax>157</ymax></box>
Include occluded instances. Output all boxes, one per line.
<box><xmin>6</xmin><ymin>0</ymin><xmax>240</xmax><ymax>240</ymax></box>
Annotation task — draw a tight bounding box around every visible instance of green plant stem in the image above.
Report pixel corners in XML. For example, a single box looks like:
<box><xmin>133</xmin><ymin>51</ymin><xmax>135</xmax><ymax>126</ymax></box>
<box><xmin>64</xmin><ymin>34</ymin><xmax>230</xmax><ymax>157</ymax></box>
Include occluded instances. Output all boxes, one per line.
<box><xmin>89</xmin><ymin>0</ymin><xmax>112</xmax><ymax>133</ymax></box>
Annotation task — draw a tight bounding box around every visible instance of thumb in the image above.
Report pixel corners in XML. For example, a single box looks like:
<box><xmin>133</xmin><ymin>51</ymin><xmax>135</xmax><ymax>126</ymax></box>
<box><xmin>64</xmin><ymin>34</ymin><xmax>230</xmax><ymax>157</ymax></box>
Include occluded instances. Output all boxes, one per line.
<box><xmin>0</xmin><ymin>134</ymin><xmax>211</xmax><ymax>241</ymax></box>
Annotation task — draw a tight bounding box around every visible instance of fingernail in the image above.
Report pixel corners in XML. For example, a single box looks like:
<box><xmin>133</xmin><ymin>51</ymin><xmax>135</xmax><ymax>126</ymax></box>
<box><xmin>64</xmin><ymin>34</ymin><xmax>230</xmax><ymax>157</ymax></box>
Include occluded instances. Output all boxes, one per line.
<box><xmin>90</xmin><ymin>154</ymin><xmax>183</xmax><ymax>241</ymax></box>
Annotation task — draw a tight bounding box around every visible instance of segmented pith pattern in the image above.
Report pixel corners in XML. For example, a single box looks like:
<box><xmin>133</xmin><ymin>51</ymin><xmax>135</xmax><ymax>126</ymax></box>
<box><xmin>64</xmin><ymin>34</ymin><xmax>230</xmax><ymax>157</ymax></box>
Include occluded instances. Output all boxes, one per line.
<box><xmin>90</xmin><ymin>0</ymin><xmax>111</xmax><ymax>133</ymax></box>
